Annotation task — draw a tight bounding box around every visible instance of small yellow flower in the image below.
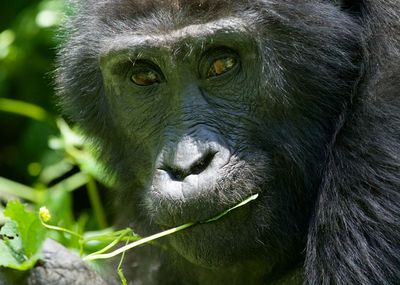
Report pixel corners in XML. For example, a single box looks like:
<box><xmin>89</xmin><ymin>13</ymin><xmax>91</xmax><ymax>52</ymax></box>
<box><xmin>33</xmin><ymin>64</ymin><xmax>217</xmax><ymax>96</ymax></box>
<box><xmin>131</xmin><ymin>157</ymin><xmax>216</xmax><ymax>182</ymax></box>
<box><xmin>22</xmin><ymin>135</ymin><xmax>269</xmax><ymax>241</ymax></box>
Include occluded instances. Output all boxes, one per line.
<box><xmin>39</xmin><ymin>206</ymin><xmax>51</xmax><ymax>222</ymax></box>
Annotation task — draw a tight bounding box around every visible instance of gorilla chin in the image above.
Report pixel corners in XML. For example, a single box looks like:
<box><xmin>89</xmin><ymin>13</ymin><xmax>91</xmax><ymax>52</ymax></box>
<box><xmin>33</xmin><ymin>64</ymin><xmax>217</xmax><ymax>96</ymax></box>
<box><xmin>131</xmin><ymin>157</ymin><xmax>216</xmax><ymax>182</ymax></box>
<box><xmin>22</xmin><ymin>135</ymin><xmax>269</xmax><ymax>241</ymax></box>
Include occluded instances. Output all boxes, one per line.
<box><xmin>167</xmin><ymin>207</ymin><xmax>264</xmax><ymax>268</ymax></box>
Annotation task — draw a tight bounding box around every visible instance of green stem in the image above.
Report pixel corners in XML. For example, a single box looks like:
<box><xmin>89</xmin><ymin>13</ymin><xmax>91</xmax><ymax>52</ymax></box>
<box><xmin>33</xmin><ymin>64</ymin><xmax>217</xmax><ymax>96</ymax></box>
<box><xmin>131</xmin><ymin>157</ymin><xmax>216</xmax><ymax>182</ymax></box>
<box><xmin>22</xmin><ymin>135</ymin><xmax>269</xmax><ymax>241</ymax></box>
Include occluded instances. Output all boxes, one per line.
<box><xmin>41</xmin><ymin>221</ymin><xmax>83</xmax><ymax>240</ymax></box>
<box><xmin>117</xmin><ymin>239</ymin><xmax>130</xmax><ymax>285</ymax></box>
<box><xmin>88</xmin><ymin>229</ymin><xmax>131</xmax><ymax>256</ymax></box>
<box><xmin>204</xmin><ymin>193</ymin><xmax>259</xmax><ymax>223</ymax></box>
<box><xmin>47</xmin><ymin>172</ymin><xmax>88</xmax><ymax>193</ymax></box>
<box><xmin>86</xmin><ymin>175</ymin><xmax>108</xmax><ymax>229</ymax></box>
<box><xmin>84</xmin><ymin>193</ymin><xmax>259</xmax><ymax>261</ymax></box>
<box><xmin>0</xmin><ymin>177</ymin><xmax>43</xmax><ymax>203</ymax></box>
<box><xmin>0</xmin><ymin>98</ymin><xmax>48</xmax><ymax>121</ymax></box>
<box><xmin>83</xmin><ymin>223</ymin><xmax>194</xmax><ymax>261</ymax></box>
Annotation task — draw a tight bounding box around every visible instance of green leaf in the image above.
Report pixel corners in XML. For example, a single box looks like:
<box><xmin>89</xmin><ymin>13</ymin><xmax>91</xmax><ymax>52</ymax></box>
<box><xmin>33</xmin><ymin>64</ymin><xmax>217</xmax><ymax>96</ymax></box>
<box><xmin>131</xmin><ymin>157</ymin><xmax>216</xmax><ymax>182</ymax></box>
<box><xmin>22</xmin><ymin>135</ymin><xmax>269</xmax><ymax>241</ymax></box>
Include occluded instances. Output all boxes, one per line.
<box><xmin>0</xmin><ymin>98</ymin><xmax>48</xmax><ymax>121</ymax></box>
<box><xmin>0</xmin><ymin>177</ymin><xmax>44</xmax><ymax>203</ymax></box>
<box><xmin>0</xmin><ymin>201</ymin><xmax>47</xmax><ymax>270</ymax></box>
<box><xmin>0</xmin><ymin>220</ymin><xmax>32</xmax><ymax>270</ymax></box>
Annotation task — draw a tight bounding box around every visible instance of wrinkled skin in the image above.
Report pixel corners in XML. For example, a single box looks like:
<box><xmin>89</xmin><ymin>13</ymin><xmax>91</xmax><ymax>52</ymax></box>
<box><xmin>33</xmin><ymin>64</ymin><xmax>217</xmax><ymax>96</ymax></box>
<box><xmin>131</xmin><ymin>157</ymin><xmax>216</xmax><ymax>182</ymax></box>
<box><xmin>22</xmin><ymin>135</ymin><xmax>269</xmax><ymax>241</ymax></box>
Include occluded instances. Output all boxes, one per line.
<box><xmin>2</xmin><ymin>0</ymin><xmax>400</xmax><ymax>284</ymax></box>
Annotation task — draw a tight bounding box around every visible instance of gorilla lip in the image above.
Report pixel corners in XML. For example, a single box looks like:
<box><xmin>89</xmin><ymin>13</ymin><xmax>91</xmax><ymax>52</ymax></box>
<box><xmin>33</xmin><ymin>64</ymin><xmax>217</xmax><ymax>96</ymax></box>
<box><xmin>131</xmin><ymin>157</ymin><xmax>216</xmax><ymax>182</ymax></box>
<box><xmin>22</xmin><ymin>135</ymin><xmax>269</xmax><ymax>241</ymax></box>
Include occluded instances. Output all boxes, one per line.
<box><xmin>156</xmin><ymin>192</ymin><xmax>260</xmax><ymax>228</ymax></box>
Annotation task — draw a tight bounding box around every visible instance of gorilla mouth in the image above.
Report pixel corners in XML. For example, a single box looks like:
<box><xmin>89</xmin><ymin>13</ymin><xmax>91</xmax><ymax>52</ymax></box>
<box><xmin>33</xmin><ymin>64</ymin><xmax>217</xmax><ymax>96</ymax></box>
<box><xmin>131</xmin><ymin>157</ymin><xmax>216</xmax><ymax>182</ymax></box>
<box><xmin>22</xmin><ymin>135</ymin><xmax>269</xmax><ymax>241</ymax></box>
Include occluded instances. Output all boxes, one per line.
<box><xmin>147</xmin><ymin>156</ymin><xmax>266</xmax><ymax>228</ymax></box>
<box><xmin>156</xmin><ymin>190</ymin><xmax>260</xmax><ymax>228</ymax></box>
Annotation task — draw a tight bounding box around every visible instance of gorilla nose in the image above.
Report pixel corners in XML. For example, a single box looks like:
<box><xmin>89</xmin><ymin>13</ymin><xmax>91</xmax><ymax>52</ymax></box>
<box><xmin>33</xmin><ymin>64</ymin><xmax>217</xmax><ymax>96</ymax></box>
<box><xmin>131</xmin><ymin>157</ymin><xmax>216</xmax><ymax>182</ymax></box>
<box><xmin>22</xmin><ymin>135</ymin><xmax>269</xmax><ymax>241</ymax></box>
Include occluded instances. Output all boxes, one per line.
<box><xmin>158</xmin><ymin>135</ymin><xmax>229</xmax><ymax>182</ymax></box>
<box><xmin>164</xmin><ymin>150</ymin><xmax>216</xmax><ymax>181</ymax></box>
<box><xmin>152</xmin><ymin>134</ymin><xmax>231</xmax><ymax>204</ymax></box>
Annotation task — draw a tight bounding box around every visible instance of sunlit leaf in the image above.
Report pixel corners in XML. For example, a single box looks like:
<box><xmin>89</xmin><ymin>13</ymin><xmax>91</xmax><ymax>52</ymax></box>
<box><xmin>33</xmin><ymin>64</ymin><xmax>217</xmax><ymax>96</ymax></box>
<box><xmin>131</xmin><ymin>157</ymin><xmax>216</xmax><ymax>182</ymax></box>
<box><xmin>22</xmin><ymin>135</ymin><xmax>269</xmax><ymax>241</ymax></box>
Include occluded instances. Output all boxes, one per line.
<box><xmin>0</xmin><ymin>98</ymin><xmax>48</xmax><ymax>121</ymax></box>
<box><xmin>0</xmin><ymin>177</ymin><xmax>44</xmax><ymax>203</ymax></box>
<box><xmin>0</xmin><ymin>201</ymin><xmax>47</xmax><ymax>270</ymax></box>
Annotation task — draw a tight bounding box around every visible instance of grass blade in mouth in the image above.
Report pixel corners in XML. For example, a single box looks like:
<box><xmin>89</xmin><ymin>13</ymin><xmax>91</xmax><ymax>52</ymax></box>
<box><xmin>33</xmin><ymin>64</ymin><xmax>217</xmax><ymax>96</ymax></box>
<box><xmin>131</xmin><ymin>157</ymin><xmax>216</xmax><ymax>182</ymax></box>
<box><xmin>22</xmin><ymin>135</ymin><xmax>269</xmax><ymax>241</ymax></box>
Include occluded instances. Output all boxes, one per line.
<box><xmin>84</xmin><ymin>193</ymin><xmax>259</xmax><ymax>261</ymax></box>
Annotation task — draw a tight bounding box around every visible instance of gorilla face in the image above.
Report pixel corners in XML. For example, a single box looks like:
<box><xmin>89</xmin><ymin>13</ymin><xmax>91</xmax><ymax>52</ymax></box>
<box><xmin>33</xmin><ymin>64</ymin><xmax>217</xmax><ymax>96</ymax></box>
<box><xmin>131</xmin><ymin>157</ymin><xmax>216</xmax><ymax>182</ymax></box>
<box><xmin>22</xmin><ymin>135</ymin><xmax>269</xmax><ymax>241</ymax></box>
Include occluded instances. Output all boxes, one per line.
<box><xmin>100</xmin><ymin>19</ymin><xmax>275</xmax><ymax>265</ymax></box>
<box><xmin>57</xmin><ymin>0</ymin><xmax>360</xmax><ymax>269</ymax></box>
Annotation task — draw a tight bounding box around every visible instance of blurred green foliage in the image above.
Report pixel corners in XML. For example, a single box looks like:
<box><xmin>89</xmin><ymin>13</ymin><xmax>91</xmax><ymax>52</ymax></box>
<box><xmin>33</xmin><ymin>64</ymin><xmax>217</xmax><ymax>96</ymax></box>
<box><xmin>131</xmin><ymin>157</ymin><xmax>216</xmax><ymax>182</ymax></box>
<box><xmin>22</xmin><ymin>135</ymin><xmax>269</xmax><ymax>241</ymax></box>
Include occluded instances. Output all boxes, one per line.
<box><xmin>0</xmin><ymin>0</ymin><xmax>112</xmax><ymax>251</ymax></box>
<box><xmin>0</xmin><ymin>0</ymin><xmax>64</xmax><ymax>183</ymax></box>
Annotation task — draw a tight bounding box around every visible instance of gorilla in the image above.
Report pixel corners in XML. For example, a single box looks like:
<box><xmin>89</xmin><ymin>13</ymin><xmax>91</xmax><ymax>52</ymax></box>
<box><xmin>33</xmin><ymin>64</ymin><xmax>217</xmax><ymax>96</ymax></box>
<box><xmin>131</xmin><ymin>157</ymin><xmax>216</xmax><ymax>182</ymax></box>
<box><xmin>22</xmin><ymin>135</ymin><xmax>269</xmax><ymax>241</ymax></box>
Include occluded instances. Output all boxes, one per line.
<box><xmin>1</xmin><ymin>0</ymin><xmax>400</xmax><ymax>284</ymax></box>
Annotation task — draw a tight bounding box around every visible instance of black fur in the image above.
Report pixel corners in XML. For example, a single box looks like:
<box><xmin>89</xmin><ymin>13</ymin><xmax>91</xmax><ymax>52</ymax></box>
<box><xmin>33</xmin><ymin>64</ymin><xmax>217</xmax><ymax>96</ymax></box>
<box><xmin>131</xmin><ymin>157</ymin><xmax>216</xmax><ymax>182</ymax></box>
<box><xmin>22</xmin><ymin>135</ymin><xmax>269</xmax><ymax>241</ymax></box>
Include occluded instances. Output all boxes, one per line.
<box><xmin>54</xmin><ymin>1</ymin><xmax>400</xmax><ymax>284</ymax></box>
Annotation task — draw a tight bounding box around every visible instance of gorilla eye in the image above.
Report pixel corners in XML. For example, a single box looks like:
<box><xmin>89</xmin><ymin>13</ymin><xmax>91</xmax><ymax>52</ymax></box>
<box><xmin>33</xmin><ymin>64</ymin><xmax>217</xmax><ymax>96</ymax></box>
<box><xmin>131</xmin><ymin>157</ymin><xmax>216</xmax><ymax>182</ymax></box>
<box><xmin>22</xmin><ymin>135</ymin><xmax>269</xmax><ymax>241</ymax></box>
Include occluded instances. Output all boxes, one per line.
<box><xmin>131</xmin><ymin>68</ymin><xmax>161</xmax><ymax>86</ymax></box>
<box><xmin>207</xmin><ymin>57</ymin><xmax>237</xmax><ymax>78</ymax></box>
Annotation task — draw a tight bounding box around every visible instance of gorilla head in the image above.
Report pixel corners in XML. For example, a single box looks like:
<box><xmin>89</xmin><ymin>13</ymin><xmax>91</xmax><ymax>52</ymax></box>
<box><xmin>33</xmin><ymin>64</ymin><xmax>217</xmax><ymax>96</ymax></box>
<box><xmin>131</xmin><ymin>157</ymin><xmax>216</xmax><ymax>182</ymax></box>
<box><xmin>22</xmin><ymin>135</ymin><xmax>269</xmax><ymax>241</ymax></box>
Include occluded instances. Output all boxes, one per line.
<box><xmin>56</xmin><ymin>0</ymin><xmax>400</xmax><ymax>284</ymax></box>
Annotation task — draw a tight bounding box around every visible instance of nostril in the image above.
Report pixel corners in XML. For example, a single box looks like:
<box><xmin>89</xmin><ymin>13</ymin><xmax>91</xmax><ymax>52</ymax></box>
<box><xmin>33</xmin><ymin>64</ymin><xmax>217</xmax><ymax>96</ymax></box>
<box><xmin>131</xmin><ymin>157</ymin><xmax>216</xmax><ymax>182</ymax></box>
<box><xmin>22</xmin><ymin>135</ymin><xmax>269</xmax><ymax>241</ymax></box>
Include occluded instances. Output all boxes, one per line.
<box><xmin>189</xmin><ymin>151</ymin><xmax>216</xmax><ymax>175</ymax></box>
<box><xmin>162</xmin><ymin>151</ymin><xmax>216</xmax><ymax>181</ymax></box>
<box><xmin>166</xmin><ymin>167</ymin><xmax>188</xmax><ymax>181</ymax></box>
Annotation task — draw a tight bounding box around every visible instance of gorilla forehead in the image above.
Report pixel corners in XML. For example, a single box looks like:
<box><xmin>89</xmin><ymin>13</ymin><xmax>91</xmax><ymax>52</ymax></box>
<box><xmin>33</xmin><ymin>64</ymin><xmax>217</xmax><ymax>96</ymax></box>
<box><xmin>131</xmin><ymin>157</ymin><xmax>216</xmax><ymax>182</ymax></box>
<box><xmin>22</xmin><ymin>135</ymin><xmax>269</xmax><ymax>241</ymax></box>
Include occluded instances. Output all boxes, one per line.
<box><xmin>77</xmin><ymin>0</ymin><xmax>344</xmax><ymax>32</ymax></box>
<box><xmin>74</xmin><ymin>0</ymin><xmax>359</xmax><ymax>68</ymax></box>
<box><xmin>88</xmin><ymin>0</ymin><xmax>242</xmax><ymax>20</ymax></box>
<box><xmin>70</xmin><ymin>0</ymin><xmax>357</xmax><ymax>53</ymax></box>
<box><xmin>99</xmin><ymin>17</ymin><xmax>252</xmax><ymax>58</ymax></box>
